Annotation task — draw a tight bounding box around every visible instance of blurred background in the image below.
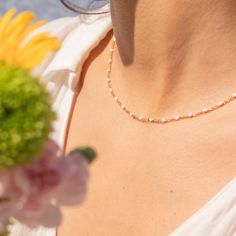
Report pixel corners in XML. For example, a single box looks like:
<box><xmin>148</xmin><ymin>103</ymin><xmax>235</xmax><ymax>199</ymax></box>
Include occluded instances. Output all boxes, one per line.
<box><xmin>0</xmin><ymin>0</ymin><xmax>109</xmax><ymax>20</ymax></box>
<box><xmin>0</xmin><ymin>0</ymin><xmax>76</xmax><ymax>20</ymax></box>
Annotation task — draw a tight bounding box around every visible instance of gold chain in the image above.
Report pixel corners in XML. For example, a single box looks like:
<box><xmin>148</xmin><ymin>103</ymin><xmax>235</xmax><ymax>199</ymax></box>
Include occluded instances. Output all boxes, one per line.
<box><xmin>105</xmin><ymin>36</ymin><xmax>236</xmax><ymax>124</ymax></box>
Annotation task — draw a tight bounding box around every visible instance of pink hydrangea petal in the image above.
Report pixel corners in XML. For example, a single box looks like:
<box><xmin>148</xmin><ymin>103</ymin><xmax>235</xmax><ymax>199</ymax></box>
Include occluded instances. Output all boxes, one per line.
<box><xmin>53</xmin><ymin>153</ymin><xmax>89</xmax><ymax>206</ymax></box>
<box><xmin>37</xmin><ymin>203</ymin><xmax>62</xmax><ymax>228</ymax></box>
<box><xmin>14</xmin><ymin>202</ymin><xmax>62</xmax><ymax>228</ymax></box>
<box><xmin>0</xmin><ymin>171</ymin><xmax>21</xmax><ymax>222</ymax></box>
<box><xmin>0</xmin><ymin>171</ymin><xmax>21</xmax><ymax>199</ymax></box>
<box><xmin>0</xmin><ymin>220</ymin><xmax>8</xmax><ymax>234</ymax></box>
<box><xmin>14</xmin><ymin>164</ymin><xmax>61</xmax><ymax>197</ymax></box>
<box><xmin>39</xmin><ymin>140</ymin><xmax>61</xmax><ymax>162</ymax></box>
<box><xmin>13</xmin><ymin>139</ymin><xmax>63</xmax><ymax>197</ymax></box>
<box><xmin>0</xmin><ymin>202</ymin><xmax>14</xmax><ymax>222</ymax></box>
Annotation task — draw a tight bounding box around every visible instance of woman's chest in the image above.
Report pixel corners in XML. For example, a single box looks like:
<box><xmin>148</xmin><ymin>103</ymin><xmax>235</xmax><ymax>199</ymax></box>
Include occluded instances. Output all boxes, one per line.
<box><xmin>59</xmin><ymin>66</ymin><xmax>236</xmax><ymax>236</ymax></box>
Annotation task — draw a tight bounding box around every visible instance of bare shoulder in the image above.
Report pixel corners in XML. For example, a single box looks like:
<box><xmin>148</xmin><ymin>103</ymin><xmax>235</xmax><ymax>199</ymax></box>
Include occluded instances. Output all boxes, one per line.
<box><xmin>76</xmin><ymin>30</ymin><xmax>114</xmax><ymax>94</ymax></box>
<box><xmin>64</xmin><ymin>29</ymin><xmax>113</xmax><ymax>153</ymax></box>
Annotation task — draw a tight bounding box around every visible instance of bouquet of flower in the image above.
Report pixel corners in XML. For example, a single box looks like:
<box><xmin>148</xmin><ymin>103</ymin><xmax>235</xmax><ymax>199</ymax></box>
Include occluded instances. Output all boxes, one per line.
<box><xmin>0</xmin><ymin>9</ymin><xmax>96</xmax><ymax>235</ymax></box>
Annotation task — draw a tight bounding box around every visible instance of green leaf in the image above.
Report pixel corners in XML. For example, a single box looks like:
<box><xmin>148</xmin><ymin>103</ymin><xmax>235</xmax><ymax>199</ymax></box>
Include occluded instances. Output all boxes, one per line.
<box><xmin>68</xmin><ymin>147</ymin><xmax>97</xmax><ymax>164</ymax></box>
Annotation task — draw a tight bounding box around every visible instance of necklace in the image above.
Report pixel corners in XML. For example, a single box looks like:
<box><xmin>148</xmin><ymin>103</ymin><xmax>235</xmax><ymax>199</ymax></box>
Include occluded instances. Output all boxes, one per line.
<box><xmin>106</xmin><ymin>36</ymin><xmax>236</xmax><ymax>124</ymax></box>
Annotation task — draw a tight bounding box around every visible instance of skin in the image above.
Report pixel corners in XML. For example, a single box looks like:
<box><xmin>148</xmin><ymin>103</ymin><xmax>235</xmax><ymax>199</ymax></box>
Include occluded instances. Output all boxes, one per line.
<box><xmin>58</xmin><ymin>1</ymin><xmax>236</xmax><ymax>235</ymax></box>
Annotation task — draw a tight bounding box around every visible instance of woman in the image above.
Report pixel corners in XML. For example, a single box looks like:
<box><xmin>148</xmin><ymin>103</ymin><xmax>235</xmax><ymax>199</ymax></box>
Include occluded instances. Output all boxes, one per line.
<box><xmin>11</xmin><ymin>0</ymin><xmax>236</xmax><ymax>235</ymax></box>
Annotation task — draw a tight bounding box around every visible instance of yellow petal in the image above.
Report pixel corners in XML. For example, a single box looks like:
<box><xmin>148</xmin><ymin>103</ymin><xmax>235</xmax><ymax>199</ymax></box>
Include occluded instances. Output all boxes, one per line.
<box><xmin>4</xmin><ymin>11</ymin><xmax>35</xmax><ymax>39</ymax></box>
<box><xmin>0</xmin><ymin>9</ymin><xmax>16</xmax><ymax>41</ymax></box>
<box><xmin>19</xmin><ymin>20</ymin><xmax>46</xmax><ymax>42</ymax></box>
<box><xmin>19</xmin><ymin>39</ymin><xmax>60</xmax><ymax>64</ymax></box>
<box><xmin>20</xmin><ymin>32</ymin><xmax>50</xmax><ymax>50</ymax></box>
<box><xmin>0</xmin><ymin>9</ymin><xmax>60</xmax><ymax>70</ymax></box>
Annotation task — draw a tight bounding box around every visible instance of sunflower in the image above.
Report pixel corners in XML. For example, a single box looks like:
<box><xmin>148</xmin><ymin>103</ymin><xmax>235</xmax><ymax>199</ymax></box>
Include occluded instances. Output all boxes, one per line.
<box><xmin>0</xmin><ymin>8</ymin><xmax>61</xmax><ymax>70</ymax></box>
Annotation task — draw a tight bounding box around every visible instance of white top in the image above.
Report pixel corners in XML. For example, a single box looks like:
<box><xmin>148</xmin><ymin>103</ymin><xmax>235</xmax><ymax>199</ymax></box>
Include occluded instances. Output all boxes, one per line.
<box><xmin>9</xmin><ymin>11</ymin><xmax>236</xmax><ymax>236</ymax></box>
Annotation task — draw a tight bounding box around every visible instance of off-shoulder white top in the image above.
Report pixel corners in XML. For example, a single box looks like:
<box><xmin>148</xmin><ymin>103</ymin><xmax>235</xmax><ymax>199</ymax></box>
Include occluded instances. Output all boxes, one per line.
<box><xmin>9</xmin><ymin>11</ymin><xmax>236</xmax><ymax>236</ymax></box>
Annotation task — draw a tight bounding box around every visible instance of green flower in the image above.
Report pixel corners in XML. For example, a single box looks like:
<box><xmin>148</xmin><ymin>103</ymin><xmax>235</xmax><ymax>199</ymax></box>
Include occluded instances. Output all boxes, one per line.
<box><xmin>0</xmin><ymin>62</ymin><xmax>56</xmax><ymax>168</ymax></box>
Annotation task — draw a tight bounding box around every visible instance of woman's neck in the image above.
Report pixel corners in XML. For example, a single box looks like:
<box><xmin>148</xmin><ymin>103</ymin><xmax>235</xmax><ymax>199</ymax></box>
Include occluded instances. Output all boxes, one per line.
<box><xmin>110</xmin><ymin>0</ymin><xmax>236</xmax><ymax>117</ymax></box>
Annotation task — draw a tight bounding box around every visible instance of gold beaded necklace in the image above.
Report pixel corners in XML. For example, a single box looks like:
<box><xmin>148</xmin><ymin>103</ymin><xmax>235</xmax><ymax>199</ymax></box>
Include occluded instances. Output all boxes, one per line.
<box><xmin>106</xmin><ymin>36</ymin><xmax>236</xmax><ymax>124</ymax></box>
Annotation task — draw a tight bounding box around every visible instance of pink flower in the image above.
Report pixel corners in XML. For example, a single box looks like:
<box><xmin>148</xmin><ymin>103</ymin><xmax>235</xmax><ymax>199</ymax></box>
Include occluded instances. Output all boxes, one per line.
<box><xmin>0</xmin><ymin>140</ymin><xmax>92</xmax><ymax>229</ymax></box>
<box><xmin>0</xmin><ymin>220</ymin><xmax>9</xmax><ymax>234</ymax></box>
<box><xmin>0</xmin><ymin>171</ymin><xmax>21</xmax><ymax>223</ymax></box>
